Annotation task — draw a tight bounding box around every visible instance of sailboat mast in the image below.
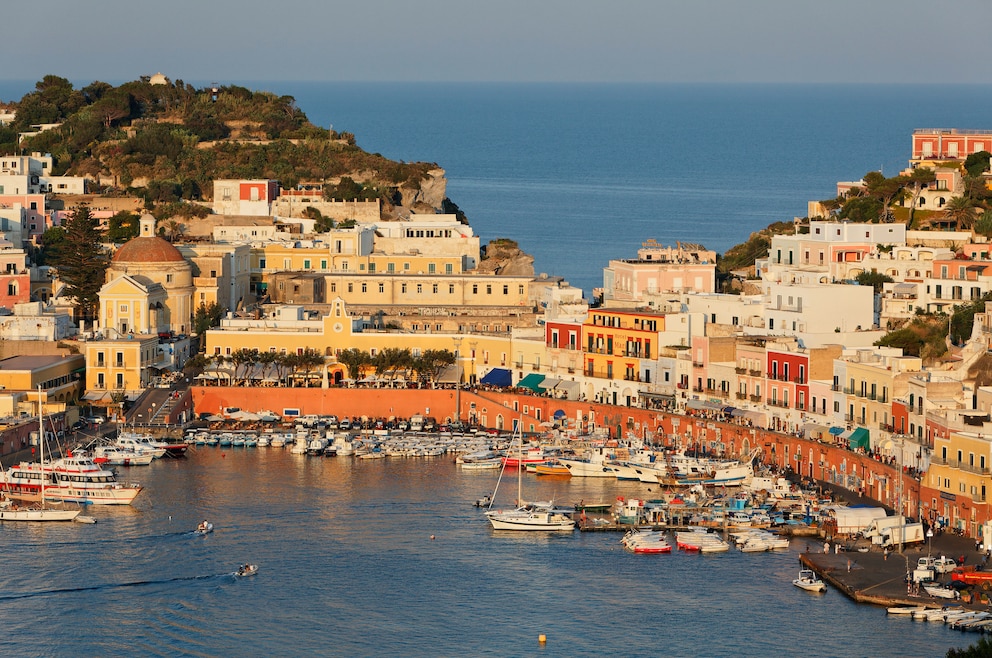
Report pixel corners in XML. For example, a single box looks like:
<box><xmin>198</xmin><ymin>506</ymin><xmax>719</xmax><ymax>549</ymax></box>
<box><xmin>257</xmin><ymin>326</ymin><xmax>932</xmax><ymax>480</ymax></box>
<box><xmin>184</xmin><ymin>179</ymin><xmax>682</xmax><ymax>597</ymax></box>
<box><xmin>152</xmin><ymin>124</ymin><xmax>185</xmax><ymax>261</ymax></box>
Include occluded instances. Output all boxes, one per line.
<box><xmin>516</xmin><ymin>421</ymin><xmax>522</xmax><ymax>507</ymax></box>
<box><xmin>37</xmin><ymin>385</ymin><xmax>45</xmax><ymax>509</ymax></box>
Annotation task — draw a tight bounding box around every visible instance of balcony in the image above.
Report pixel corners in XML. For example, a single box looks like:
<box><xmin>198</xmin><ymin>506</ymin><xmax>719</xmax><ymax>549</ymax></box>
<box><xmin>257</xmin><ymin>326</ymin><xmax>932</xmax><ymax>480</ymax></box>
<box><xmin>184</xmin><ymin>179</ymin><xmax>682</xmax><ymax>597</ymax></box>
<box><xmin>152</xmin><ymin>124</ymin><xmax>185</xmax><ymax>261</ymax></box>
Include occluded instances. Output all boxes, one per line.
<box><xmin>736</xmin><ymin>392</ymin><xmax>747</xmax><ymax>400</ymax></box>
<box><xmin>831</xmin><ymin>384</ymin><xmax>841</xmax><ymax>392</ymax></box>
<box><xmin>735</xmin><ymin>367</ymin><xmax>747</xmax><ymax>374</ymax></box>
<box><xmin>748</xmin><ymin>369</ymin><xmax>762</xmax><ymax>377</ymax></box>
<box><xmin>749</xmin><ymin>394</ymin><xmax>762</xmax><ymax>402</ymax></box>
<box><xmin>692</xmin><ymin>361</ymin><xmax>705</xmax><ymax>368</ymax></box>
<box><xmin>692</xmin><ymin>386</ymin><xmax>704</xmax><ymax>393</ymax></box>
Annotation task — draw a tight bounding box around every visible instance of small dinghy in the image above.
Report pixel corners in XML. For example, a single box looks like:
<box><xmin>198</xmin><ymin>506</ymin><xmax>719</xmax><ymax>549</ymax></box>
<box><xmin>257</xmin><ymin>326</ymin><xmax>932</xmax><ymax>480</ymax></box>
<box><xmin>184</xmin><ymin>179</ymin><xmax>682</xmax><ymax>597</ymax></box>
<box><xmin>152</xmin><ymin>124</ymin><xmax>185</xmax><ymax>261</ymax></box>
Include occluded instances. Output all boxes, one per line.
<box><xmin>793</xmin><ymin>569</ymin><xmax>826</xmax><ymax>593</ymax></box>
<box><xmin>236</xmin><ymin>563</ymin><xmax>259</xmax><ymax>577</ymax></box>
<box><xmin>194</xmin><ymin>521</ymin><xmax>214</xmax><ymax>535</ymax></box>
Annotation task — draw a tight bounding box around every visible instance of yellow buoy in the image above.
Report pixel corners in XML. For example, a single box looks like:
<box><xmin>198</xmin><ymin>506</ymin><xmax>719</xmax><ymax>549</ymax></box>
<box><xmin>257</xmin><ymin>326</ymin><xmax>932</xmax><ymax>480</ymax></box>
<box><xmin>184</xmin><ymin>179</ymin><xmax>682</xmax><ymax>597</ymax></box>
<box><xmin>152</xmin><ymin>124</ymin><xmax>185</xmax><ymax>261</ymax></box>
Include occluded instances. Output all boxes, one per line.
<box><xmin>538</xmin><ymin>634</ymin><xmax>547</xmax><ymax>644</ymax></box>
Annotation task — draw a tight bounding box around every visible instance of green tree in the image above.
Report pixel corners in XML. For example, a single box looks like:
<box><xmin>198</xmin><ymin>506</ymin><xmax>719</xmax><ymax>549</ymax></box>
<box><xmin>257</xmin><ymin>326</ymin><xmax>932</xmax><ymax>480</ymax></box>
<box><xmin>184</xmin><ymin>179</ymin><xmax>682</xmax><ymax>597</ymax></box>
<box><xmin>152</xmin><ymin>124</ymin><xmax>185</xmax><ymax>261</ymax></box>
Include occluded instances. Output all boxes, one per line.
<box><xmin>106</xmin><ymin>211</ymin><xmax>140</xmax><ymax>242</ymax></box>
<box><xmin>50</xmin><ymin>205</ymin><xmax>109</xmax><ymax>321</ymax></box>
<box><xmin>904</xmin><ymin>167</ymin><xmax>936</xmax><ymax>227</ymax></box>
<box><xmin>193</xmin><ymin>302</ymin><xmax>226</xmax><ymax>350</ymax></box>
<box><xmin>943</xmin><ymin>195</ymin><xmax>980</xmax><ymax>230</ymax></box>
<box><xmin>38</xmin><ymin>225</ymin><xmax>67</xmax><ymax>266</ymax></box>
<box><xmin>414</xmin><ymin>349</ymin><xmax>456</xmax><ymax>386</ymax></box>
<box><xmin>950</xmin><ymin>294</ymin><xmax>992</xmax><ymax>344</ymax></box>
<box><xmin>964</xmin><ymin>150</ymin><xmax>992</xmax><ymax>178</ymax></box>
<box><xmin>855</xmin><ymin>271</ymin><xmax>894</xmax><ymax>293</ymax></box>
<box><xmin>976</xmin><ymin>210</ymin><xmax>992</xmax><ymax>239</ymax></box>
<box><xmin>947</xmin><ymin>632</ymin><xmax>992</xmax><ymax>656</ymax></box>
<box><xmin>337</xmin><ymin>348</ymin><xmax>370</xmax><ymax>380</ymax></box>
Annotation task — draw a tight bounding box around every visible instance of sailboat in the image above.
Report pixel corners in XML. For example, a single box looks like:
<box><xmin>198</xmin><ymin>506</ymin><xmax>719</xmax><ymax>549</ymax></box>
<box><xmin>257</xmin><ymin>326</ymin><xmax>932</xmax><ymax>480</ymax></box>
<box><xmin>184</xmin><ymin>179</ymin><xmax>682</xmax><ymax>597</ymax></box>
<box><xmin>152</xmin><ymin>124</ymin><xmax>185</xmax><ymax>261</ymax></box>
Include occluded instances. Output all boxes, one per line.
<box><xmin>0</xmin><ymin>387</ymin><xmax>80</xmax><ymax>522</ymax></box>
<box><xmin>485</xmin><ymin>422</ymin><xmax>575</xmax><ymax>531</ymax></box>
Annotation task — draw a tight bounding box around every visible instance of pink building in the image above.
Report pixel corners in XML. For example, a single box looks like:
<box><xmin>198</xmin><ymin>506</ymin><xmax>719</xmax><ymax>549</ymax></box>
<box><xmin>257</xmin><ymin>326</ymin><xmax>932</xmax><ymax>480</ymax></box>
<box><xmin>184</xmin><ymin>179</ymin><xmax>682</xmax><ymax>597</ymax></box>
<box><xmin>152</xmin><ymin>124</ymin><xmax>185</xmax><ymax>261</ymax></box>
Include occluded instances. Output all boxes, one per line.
<box><xmin>603</xmin><ymin>240</ymin><xmax>716</xmax><ymax>303</ymax></box>
<box><xmin>0</xmin><ymin>248</ymin><xmax>30</xmax><ymax>310</ymax></box>
<box><xmin>912</xmin><ymin>129</ymin><xmax>992</xmax><ymax>161</ymax></box>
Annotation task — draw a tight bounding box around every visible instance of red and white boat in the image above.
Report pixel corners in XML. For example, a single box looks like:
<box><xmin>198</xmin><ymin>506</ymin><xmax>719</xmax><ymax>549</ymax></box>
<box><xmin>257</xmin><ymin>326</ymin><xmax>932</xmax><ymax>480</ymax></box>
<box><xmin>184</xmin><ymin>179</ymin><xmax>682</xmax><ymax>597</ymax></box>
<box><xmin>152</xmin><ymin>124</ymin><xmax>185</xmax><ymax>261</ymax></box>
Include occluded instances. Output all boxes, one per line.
<box><xmin>0</xmin><ymin>452</ymin><xmax>143</xmax><ymax>505</ymax></box>
<box><xmin>501</xmin><ymin>446</ymin><xmax>548</xmax><ymax>468</ymax></box>
<box><xmin>622</xmin><ymin>529</ymin><xmax>672</xmax><ymax>554</ymax></box>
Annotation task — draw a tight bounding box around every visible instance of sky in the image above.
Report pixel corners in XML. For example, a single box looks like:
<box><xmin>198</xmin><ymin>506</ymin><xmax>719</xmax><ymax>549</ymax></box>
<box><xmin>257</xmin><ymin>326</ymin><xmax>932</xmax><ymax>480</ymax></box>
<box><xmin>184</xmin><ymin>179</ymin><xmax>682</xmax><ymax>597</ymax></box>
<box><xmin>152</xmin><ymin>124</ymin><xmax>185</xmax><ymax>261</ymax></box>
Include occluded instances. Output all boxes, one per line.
<box><xmin>4</xmin><ymin>0</ymin><xmax>992</xmax><ymax>85</ymax></box>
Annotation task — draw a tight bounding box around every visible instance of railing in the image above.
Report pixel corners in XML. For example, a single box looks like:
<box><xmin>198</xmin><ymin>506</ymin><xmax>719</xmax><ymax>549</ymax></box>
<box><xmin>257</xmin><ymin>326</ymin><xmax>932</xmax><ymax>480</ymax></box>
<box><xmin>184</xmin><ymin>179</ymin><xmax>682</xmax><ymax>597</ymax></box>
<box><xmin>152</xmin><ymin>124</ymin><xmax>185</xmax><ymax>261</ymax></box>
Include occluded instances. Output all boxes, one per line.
<box><xmin>735</xmin><ymin>392</ymin><xmax>747</xmax><ymax>400</ymax></box>
<box><xmin>749</xmin><ymin>394</ymin><xmax>762</xmax><ymax>402</ymax></box>
<box><xmin>735</xmin><ymin>367</ymin><xmax>747</xmax><ymax>374</ymax></box>
<box><xmin>831</xmin><ymin>384</ymin><xmax>841</xmax><ymax>392</ymax></box>
<box><xmin>692</xmin><ymin>386</ymin><xmax>704</xmax><ymax>393</ymax></box>
<box><xmin>749</xmin><ymin>369</ymin><xmax>762</xmax><ymax>377</ymax></box>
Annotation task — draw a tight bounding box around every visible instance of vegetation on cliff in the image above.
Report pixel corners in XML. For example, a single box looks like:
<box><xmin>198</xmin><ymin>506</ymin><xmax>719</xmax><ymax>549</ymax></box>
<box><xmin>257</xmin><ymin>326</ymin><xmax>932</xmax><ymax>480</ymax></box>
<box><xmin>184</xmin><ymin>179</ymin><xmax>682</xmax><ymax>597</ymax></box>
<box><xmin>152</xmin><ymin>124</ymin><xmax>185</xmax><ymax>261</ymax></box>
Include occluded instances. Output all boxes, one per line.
<box><xmin>2</xmin><ymin>75</ymin><xmax>438</xmax><ymax>208</ymax></box>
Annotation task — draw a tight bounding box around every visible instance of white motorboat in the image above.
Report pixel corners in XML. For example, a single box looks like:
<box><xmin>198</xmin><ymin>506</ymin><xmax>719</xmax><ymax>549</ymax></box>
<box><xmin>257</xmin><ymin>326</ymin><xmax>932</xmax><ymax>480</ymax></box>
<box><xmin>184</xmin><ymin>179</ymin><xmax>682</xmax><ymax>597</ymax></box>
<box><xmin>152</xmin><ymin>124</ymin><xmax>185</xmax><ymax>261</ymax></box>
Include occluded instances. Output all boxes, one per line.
<box><xmin>195</xmin><ymin>521</ymin><xmax>214</xmax><ymax>535</ymax></box>
<box><xmin>675</xmin><ymin>529</ymin><xmax>730</xmax><ymax>553</ymax></box>
<box><xmin>460</xmin><ymin>459</ymin><xmax>502</xmax><ymax>470</ymax></box>
<box><xmin>793</xmin><ymin>569</ymin><xmax>826</xmax><ymax>593</ymax></box>
<box><xmin>93</xmin><ymin>445</ymin><xmax>155</xmax><ymax>466</ymax></box>
<box><xmin>887</xmin><ymin>606</ymin><xmax>927</xmax><ymax>615</ymax></box>
<box><xmin>922</xmin><ymin>583</ymin><xmax>959</xmax><ymax>600</ymax></box>
<box><xmin>236</xmin><ymin>563</ymin><xmax>259</xmax><ymax>577</ymax></box>
<box><xmin>113</xmin><ymin>433</ymin><xmax>166</xmax><ymax>458</ymax></box>
<box><xmin>621</xmin><ymin>529</ymin><xmax>673</xmax><ymax>554</ymax></box>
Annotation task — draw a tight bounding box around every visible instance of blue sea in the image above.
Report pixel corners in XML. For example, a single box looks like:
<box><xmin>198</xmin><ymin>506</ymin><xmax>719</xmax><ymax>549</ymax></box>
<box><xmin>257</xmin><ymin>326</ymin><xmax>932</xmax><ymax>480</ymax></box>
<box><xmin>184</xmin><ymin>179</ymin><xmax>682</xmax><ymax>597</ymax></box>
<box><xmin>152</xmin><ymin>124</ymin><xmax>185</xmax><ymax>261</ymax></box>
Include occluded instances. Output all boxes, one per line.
<box><xmin>5</xmin><ymin>81</ymin><xmax>992</xmax><ymax>294</ymax></box>
<box><xmin>2</xmin><ymin>81</ymin><xmax>992</xmax><ymax>655</ymax></box>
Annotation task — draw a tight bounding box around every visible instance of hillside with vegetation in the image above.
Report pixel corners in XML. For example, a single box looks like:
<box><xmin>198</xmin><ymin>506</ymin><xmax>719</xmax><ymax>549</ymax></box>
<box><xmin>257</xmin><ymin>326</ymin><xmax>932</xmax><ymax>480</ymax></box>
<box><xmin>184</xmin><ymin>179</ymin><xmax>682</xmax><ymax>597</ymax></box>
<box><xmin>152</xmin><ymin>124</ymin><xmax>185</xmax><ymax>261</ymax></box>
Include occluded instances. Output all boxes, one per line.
<box><xmin>0</xmin><ymin>75</ymin><xmax>444</xmax><ymax>215</ymax></box>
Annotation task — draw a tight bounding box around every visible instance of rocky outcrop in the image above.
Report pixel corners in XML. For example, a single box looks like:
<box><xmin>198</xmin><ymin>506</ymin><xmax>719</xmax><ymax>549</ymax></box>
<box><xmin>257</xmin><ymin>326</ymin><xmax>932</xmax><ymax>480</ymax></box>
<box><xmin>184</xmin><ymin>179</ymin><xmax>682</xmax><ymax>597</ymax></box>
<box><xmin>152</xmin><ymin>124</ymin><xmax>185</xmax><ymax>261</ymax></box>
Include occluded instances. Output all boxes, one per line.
<box><xmin>398</xmin><ymin>168</ymin><xmax>447</xmax><ymax>210</ymax></box>
<box><xmin>475</xmin><ymin>239</ymin><xmax>535</xmax><ymax>277</ymax></box>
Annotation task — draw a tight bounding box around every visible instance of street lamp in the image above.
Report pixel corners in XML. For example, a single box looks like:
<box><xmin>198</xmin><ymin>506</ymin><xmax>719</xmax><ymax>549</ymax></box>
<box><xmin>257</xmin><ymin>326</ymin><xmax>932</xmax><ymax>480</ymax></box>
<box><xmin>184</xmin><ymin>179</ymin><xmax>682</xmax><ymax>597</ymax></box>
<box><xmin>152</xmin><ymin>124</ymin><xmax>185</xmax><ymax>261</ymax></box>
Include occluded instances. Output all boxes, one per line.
<box><xmin>452</xmin><ymin>337</ymin><xmax>463</xmax><ymax>424</ymax></box>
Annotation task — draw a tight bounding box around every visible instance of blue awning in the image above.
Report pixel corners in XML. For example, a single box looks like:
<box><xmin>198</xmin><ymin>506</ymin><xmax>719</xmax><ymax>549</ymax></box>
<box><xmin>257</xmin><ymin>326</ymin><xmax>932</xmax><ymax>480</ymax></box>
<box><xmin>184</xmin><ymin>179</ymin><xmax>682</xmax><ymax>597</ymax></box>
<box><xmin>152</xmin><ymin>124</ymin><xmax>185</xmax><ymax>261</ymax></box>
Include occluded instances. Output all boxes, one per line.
<box><xmin>479</xmin><ymin>367</ymin><xmax>511</xmax><ymax>387</ymax></box>
<box><xmin>829</xmin><ymin>426</ymin><xmax>845</xmax><ymax>436</ymax></box>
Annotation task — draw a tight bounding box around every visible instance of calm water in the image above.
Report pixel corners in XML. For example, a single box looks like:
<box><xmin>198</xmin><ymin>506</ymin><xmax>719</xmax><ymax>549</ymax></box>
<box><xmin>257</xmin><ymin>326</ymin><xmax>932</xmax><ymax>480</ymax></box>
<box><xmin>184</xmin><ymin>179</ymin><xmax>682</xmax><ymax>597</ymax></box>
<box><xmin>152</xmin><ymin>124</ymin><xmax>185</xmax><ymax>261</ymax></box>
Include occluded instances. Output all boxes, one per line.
<box><xmin>0</xmin><ymin>448</ymin><xmax>968</xmax><ymax>656</ymax></box>
<box><xmin>5</xmin><ymin>81</ymin><xmax>992</xmax><ymax>294</ymax></box>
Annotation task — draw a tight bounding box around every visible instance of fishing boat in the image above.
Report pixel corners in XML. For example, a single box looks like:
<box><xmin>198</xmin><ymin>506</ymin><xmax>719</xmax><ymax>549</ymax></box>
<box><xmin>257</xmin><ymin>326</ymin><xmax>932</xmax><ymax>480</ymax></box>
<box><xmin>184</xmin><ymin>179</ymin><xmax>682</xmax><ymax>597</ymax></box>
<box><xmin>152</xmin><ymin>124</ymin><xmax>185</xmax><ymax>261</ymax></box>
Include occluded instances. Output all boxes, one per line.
<box><xmin>886</xmin><ymin>606</ymin><xmax>927</xmax><ymax>615</ymax></box>
<box><xmin>534</xmin><ymin>462</ymin><xmax>571</xmax><ymax>476</ymax></box>
<box><xmin>460</xmin><ymin>459</ymin><xmax>502</xmax><ymax>470</ymax></box>
<box><xmin>792</xmin><ymin>569</ymin><xmax>826</xmax><ymax>593</ymax></box>
<box><xmin>486</xmin><ymin>424</ymin><xmax>575</xmax><ymax>532</ymax></box>
<box><xmin>0</xmin><ymin>388</ymin><xmax>80</xmax><ymax>522</ymax></box>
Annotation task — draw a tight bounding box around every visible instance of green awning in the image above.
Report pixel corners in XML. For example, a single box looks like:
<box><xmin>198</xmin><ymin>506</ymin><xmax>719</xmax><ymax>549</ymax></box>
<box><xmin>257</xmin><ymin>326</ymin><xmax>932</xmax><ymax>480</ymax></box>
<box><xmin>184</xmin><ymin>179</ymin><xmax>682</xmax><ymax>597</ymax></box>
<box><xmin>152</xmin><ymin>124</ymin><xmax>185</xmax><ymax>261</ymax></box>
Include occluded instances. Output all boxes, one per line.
<box><xmin>848</xmin><ymin>427</ymin><xmax>870</xmax><ymax>450</ymax></box>
<box><xmin>516</xmin><ymin>373</ymin><xmax>546</xmax><ymax>392</ymax></box>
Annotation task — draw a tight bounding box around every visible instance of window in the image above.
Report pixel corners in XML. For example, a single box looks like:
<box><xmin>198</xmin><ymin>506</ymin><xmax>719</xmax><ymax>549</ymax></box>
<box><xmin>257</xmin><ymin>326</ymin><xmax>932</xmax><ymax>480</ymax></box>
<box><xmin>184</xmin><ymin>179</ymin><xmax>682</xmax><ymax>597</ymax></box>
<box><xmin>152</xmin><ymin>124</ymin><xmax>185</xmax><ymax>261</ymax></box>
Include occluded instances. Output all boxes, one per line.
<box><xmin>166</xmin><ymin>274</ymin><xmax>174</xmax><ymax>283</ymax></box>
<box><xmin>378</xmin><ymin>283</ymin><xmax>384</xmax><ymax>293</ymax></box>
<box><xmin>486</xmin><ymin>285</ymin><xmax>492</xmax><ymax>295</ymax></box>
<box><xmin>445</xmin><ymin>263</ymin><xmax>453</xmax><ymax>274</ymax></box>
<box><xmin>321</xmin><ymin>260</ymin><xmax>327</xmax><ymax>270</ymax></box>
<box><xmin>417</xmin><ymin>284</ymin><xmax>423</xmax><ymax>294</ymax></box>
<box><xmin>361</xmin><ymin>283</ymin><xmax>367</xmax><ymax>293</ymax></box>
<box><xmin>387</xmin><ymin>263</ymin><xmax>395</xmax><ymax>273</ymax></box>
<box><xmin>330</xmin><ymin>283</ymin><xmax>336</xmax><ymax>293</ymax></box>
<box><xmin>503</xmin><ymin>285</ymin><xmax>509</xmax><ymax>295</ymax></box>
<box><xmin>116</xmin><ymin>373</ymin><xmax>124</xmax><ymax>388</ymax></box>
<box><xmin>119</xmin><ymin>304</ymin><xmax>128</xmax><ymax>313</ymax></box>
<box><xmin>347</xmin><ymin>283</ymin><xmax>353</xmax><ymax>293</ymax></box>
<box><xmin>428</xmin><ymin>263</ymin><xmax>436</xmax><ymax>274</ymax></box>
<box><xmin>519</xmin><ymin>285</ymin><xmax>524</xmax><ymax>295</ymax></box>
<box><xmin>401</xmin><ymin>284</ymin><xmax>407</xmax><ymax>293</ymax></box>
<box><xmin>449</xmin><ymin>284</ymin><xmax>454</xmax><ymax>294</ymax></box>
<box><xmin>303</xmin><ymin>260</ymin><xmax>311</xmax><ymax>269</ymax></box>
<box><xmin>259</xmin><ymin>258</ymin><xmax>266</xmax><ymax>269</ymax></box>
<box><xmin>472</xmin><ymin>284</ymin><xmax>478</xmax><ymax>294</ymax></box>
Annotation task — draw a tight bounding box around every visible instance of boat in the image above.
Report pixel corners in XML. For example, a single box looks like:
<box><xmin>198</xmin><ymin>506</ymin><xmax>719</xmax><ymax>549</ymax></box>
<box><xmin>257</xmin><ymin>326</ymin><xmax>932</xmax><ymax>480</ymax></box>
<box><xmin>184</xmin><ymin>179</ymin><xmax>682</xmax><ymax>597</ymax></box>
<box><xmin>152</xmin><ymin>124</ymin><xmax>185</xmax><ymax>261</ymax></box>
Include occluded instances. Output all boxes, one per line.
<box><xmin>93</xmin><ymin>445</ymin><xmax>155</xmax><ymax>466</ymax></box>
<box><xmin>534</xmin><ymin>462</ymin><xmax>571</xmax><ymax>476</ymax></box>
<box><xmin>486</xmin><ymin>424</ymin><xmax>575</xmax><ymax>532</ymax></box>
<box><xmin>622</xmin><ymin>529</ymin><xmax>673</xmax><ymax>554</ymax></box>
<box><xmin>195</xmin><ymin>520</ymin><xmax>214</xmax><ymax>535</ymax></box>
<box><xmin>675</xmin><ymin>529</ymin><xmax>730</xmax><ymax>553</ymax></box>
<box><xmin>558</xmin><ymin>446</ymin><xmax>620</xmax><ymax>478</ymax></box>
<box><xmin>887</xmin><ymin>606</ymin><xmax>927</xmax><ymax>615</ymax></box>
<box><xmin>113</xmin><ymin>433</ymin><xmax>166</xmax><ymax>458</ymax></box>
<box><xmin>0</xmin><ymin>388</ymin><xmax>80</xmax><ymax>522</ymax></box>
<box><xmin>236</xmin><ymin>563</ymin><xmax>259</xmax><ymax>577</ymax></box>
<box><xmin>460</xmin><ymin>459</ymin><xmax>502</xmax><ymax>470</ymax></box>
<box><xmin>792</xmin><ymin>569</ymin><xmax>827</xmax><ymax>593</ymax></box>
<box><xmin>922</xmin><ymin>583</ymin><xmax>959</xmax><ymax>600</ymax></box>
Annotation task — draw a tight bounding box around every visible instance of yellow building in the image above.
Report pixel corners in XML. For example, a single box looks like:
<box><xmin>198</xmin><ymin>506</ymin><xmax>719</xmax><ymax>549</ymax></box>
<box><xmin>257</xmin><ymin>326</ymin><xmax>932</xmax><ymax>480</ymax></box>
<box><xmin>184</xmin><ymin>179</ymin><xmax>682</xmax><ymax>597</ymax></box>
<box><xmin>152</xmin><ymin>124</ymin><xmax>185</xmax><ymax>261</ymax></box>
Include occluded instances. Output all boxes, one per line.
<box><xmin>105</xmin><ymin>215</ymin><xmax>193</xmax><ymax>335</ymax></box>
<box><xmin>926</xmin><ymin>429</ymin><xmax>992</xmax><ymax>534</ymax></box>
<box><xmin>204</xmin><ymin>299</ymin><xmax>510</xmax><ymax>384</ymax></box>
<box><xmin>83</xmin><ymin>334</ymin><xmax>162</xmax><ymax>397</ymax></box>
<box><xmin>0</xmin><ymin>354</ymin><xmax>85</xmax><ymax>404</ymax></box>
<box><xmin>836</xmin><ymin>351</ymin><xmax>921</xmax><ymax>438</ymax></box>
<box><xmin>178</xmin><ymin>242</ymin><xmax>252</xmax><ymax>313</ymax></box>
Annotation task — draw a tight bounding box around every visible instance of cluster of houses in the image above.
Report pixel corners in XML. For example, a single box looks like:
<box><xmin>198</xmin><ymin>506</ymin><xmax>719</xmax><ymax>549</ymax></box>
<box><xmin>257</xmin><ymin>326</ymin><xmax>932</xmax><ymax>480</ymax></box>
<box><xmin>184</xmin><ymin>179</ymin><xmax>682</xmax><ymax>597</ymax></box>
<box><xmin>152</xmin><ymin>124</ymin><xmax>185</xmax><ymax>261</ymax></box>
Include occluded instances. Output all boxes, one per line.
<box><xmin>3</xmin><ymin>128</ymin><xmax>992</xmax><ymax>534</ymax></box>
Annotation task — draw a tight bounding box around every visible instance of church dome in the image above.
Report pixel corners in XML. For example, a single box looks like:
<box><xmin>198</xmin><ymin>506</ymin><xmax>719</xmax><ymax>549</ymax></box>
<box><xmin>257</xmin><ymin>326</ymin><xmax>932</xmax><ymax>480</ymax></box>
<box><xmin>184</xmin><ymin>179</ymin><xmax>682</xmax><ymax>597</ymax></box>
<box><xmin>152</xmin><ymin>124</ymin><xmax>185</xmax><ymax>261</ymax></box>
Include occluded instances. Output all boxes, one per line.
<box><xmin>112</xmin><ymin>236</ymin><xmax>185</xmax><ymax>263</ymax></box>
<box><xmin>111</xmin><ymin>214</ymin><xmax>185</xmax><ymax>263</ymax></box>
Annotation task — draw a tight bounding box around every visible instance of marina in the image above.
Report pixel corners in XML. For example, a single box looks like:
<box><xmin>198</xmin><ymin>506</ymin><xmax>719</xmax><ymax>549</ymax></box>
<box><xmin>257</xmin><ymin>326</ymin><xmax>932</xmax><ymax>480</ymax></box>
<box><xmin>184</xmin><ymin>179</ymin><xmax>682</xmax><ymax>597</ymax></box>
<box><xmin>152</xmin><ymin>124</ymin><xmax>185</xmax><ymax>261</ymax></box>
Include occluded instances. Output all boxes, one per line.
<box><xmin>0</xmin><ymin>441</ymin><xmax>978</xmax><ymax>655</ymax></box>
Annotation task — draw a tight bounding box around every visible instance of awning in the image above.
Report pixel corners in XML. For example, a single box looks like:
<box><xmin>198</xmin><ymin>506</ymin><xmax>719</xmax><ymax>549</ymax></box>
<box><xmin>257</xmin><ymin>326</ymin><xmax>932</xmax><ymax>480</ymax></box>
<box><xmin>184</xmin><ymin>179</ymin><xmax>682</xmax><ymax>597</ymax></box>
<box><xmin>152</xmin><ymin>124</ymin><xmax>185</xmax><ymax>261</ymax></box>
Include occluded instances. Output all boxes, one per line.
<box><xmin>829</xmin><ymin>426</ymin><xmax>845</xmax><ymax>436</ymax></box>
<box><xmin>553</xmin><ymin>409</ymin><xmax>567</xmax><ymax>420</ymax></box>
<box><xmin>555</xmin><ymin>380</ymin><xmax>580</xmax><ymax>400</ymax></box>
<box><xmin>539</xmin><ymin>377</ymin><xmax>561</xmax><ymax>391</ymax></box>
<box><xmin>848</xmin><ymin>427</ymin><xmax>870</xmax><ymax>450</ymax></box>
<box><xmin>82</xmin><ymin>391</ymin><xmax>111</xmax><ymax>401</ymax></box>
<box><xmin>479</xmin><ymin>367</ymin><xmax>511</xmax><ymax>387</ymax></box>
<box><xmin>640</xmin><ymin>392</ymin><xmax>675</xmax><ymax>400</ymax></box>
<box><xmin>516</xmin><ymin>373</ymin><xmax>546</xmax><ymax>392</ymax></box>
<box><xmin>686</xmin><ymin>399</ymin><xmax>706</xmax><ymax>410</ymax></box>
<box><xmin>893</xmin><ymin>283</ymin><xmax>916</xmax><ymax>294</ymax></box>
<box><xmin>804</xmin><ymin>422</ymin><xmax>830</xmax><ymax>438</ymax></box>
<box><xmin>437</xmin><ymin>364</ymin><xmax>463</xmax><ymax>384</ymax></box>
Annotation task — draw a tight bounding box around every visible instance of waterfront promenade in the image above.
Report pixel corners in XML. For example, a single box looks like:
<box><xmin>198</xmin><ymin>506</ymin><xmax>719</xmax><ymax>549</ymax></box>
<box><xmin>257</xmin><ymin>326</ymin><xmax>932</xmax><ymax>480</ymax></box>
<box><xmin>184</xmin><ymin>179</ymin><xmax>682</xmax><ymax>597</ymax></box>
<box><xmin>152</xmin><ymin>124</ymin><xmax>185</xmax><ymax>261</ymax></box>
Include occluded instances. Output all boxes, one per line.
<box><xmin>801</xmin><ymin>533</ymin><xmax>984</xmax><ymax>608</ymax></box>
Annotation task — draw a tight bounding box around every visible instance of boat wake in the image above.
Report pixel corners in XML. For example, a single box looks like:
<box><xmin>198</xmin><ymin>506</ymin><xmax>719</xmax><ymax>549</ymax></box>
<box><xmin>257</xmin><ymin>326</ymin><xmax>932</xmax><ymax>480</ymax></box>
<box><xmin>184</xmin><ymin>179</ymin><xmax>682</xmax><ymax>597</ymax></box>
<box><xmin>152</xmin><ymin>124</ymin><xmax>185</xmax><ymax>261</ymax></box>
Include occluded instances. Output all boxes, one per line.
<box><xmin>0</xmin><ymin>573</ymin><xmax>234</xmax><ymax>601</ymax></box>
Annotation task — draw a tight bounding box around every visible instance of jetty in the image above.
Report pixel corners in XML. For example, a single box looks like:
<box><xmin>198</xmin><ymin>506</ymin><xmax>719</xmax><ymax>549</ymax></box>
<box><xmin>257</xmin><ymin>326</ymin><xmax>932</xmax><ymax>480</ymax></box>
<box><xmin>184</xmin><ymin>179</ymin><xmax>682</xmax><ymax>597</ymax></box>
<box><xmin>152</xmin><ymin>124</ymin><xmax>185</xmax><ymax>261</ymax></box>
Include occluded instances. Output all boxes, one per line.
<box><xmin>800</xmin><ymin>533</ymin><xmax>988</xmax><ymax>609</ymax></box>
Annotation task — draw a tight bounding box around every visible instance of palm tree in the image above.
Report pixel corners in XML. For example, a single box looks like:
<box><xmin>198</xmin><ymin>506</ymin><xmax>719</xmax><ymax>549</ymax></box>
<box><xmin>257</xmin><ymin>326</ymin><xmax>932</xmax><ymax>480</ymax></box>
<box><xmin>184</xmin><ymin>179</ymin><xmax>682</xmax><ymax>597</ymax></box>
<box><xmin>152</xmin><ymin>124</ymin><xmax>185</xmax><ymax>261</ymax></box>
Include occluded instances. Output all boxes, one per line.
<box><xmin>943</xmin><ymin>195</ymin><xmax>980</xmax><ymax>230</ymax></box>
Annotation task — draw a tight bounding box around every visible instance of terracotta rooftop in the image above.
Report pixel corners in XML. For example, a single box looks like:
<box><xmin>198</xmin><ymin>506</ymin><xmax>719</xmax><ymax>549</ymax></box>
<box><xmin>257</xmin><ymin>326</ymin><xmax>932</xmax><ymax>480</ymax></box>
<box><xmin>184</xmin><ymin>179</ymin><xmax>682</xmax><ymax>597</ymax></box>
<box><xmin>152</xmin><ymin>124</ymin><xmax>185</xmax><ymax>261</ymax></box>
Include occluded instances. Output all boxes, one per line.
<box><xmin>112</xmin><ymin>237</ymin><xmax>185</xmax><ymax>263</ymax></box>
